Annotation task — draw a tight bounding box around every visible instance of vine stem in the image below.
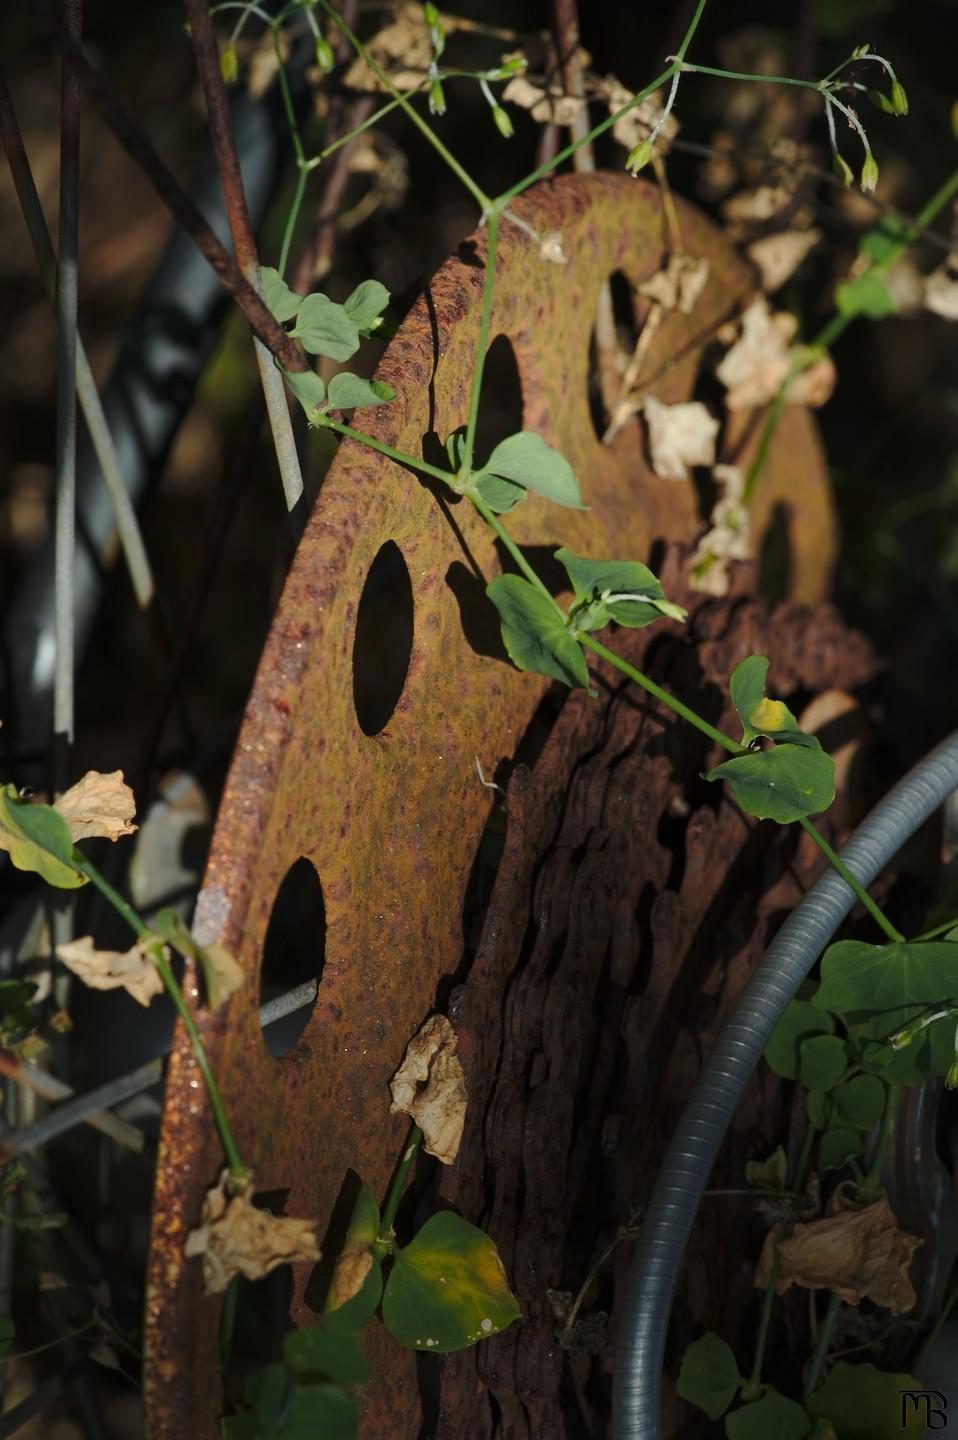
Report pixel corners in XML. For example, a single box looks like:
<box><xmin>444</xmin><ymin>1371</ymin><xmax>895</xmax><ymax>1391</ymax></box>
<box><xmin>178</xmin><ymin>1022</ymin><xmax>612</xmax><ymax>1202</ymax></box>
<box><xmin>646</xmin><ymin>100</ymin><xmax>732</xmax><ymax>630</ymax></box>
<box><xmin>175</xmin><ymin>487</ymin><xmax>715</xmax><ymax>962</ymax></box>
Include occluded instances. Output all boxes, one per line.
<box><xmin>466</xmin><ymin>493</ymin><xmax>557</xmax><ymax>601</ymax></box>
<box><xmin>318</xmin><ymin>418</ymin><xmax>453</xmax><ymax>484</ymax></box>
<box><xmin>579</xmin><ymin>634</ymin><xmax>741</xmax><ymax>755</ymax></box>
<box><xmin>464</xmin><ymin>208</ymin><xmax>499</xmax><ymax>471</ymax></box>
<box><xmin>70</xmin><ymin>854</ymin><xmax>247</xmax><ymax>1180</ymax></box>
<box><xmin>799</xmin><ymin>818</ymin><xmax>904</xmax><ymax>943</ymax></box>
<box><xmin>379</xmin><ymin>1124</ymin><xmax>422</xmax><ymax>1238</ymax></box>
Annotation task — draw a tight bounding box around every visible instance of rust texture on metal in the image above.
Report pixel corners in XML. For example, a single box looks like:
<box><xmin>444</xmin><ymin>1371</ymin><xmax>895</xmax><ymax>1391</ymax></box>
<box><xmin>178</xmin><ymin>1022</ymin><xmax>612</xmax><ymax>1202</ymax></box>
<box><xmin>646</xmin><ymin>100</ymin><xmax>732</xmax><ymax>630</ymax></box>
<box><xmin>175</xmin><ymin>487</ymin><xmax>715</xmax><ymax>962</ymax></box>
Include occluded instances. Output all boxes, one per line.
<box><xmin>145</xmin><ymin>173</ymin><xmax>840</xmax><ymax>1436</ymax></box>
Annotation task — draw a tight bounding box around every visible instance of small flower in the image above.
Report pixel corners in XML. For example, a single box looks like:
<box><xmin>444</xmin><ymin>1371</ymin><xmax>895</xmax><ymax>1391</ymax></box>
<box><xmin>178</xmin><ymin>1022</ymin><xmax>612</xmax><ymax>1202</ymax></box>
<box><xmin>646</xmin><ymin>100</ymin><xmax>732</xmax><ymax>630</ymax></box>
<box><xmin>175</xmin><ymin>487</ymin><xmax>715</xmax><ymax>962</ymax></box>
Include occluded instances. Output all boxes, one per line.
<box><xmin>429</xmin><ymin>78</ymin><xmax>447</xmax><ymax>116</ymax></box>
<box><xmin>626</xmin><ymin>139</ymin><xmax>654</xmax><ymax>176</ymax></box>
<box><xmin>219</xmin><ymin>41</ymin><xmax>238</xmax><ymax>86</ymax></box>
<box><xmin>833</xmin><ymin>151</ymin><xmax>855</xmax><ymax>188</ymax></box>
<box><xmin>492</xmin><ymin>105</ymin><xmax>514</xmax><ymax>139</ymax></box>
<box><xmin>860</xmin><ymin>152</ymin><xmax>880</xmax><ymax>192</ymax></box>
<box><xmin>891</xmin><ymin>80</ymin><xmax>909</xmax><ymax>116</ymax></box>
<box><xmin>314</xmin><ymin>36</ymin><xmax>335</xmax><ymax>73</ymax></box>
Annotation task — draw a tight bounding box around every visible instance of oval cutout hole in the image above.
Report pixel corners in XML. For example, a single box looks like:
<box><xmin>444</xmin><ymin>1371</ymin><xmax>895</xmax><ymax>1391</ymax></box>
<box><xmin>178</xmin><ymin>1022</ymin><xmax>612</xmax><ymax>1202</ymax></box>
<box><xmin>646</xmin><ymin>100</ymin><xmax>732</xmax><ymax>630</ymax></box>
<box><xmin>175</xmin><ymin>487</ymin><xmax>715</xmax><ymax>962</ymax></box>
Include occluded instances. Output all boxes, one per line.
<box><xmin>472</xmin><ymin>334</ymin><xmax>523</xmax><ymax>466</ymax></box>
<box><xmin>260</xmin><ymin>857</ymin><xmax>325</xmax><ymax>1058</ymax></box>
<box><xmin>589</xmin><ymin>270</ymin><xmax>641</xmax><ymax>441</ymax></box>
<box><xmin>352</xmin><ymin>540</ymin><xmax>414</xmax><ymax>736</ymax></box>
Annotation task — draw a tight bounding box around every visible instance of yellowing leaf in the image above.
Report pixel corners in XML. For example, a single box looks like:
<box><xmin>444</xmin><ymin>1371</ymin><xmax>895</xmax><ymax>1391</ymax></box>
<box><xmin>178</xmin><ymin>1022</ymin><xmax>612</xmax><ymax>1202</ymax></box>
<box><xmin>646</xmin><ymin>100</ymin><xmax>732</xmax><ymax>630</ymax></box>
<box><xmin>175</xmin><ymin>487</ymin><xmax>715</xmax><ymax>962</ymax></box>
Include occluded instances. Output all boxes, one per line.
<box><xmin>185</xmin><ymin>1169</ymin><xmax>320</xmax><ymax>1295</ymax></box>
<box><xmin>642</xmin><ymin>396</ymin><xmax>719</xmax><ymax>482</ymax></box>
<box><xmin>755</xmin><ymin>1183</ymin><xmax>921</xmax><ymax>1313</ymax></box>
<box><xmin>54</xmin><ymin>770</ymin><xmax>137</xmax><ymax>842</ymax></box>
<box><xmin>390</xmin><ymin>1014</ymin><xmax>467</xmax><ymax>1165</ymax></box>
<box><xmin>57</xmin><ymin>935</ymin><xmax>165</xmax><ymax>1007</ymax></box>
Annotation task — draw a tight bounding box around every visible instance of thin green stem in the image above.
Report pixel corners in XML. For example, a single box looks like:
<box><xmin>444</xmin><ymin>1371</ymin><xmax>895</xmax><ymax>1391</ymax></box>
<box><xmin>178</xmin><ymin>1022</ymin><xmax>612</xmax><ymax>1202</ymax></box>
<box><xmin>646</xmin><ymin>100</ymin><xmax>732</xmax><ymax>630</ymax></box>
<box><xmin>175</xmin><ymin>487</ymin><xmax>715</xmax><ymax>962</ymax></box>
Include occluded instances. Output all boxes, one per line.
<box><xmin>468</xmin><ymin>492</ymin><xmax>560</xmax><ymax>606</ymax></box>
<box><xmin>804</xmin><ymin>1292</ymin><xmax>842</xmax><ymax>1401</ymax></box>
<box><xmin>579</xmin><ymin>635</ymin><xmax>742</xmax><ymax>754</ymax></box>
<box><xmin>279</xmin><ymin>168</ymin><xmax>307</xmax><ymax>278</ymax></box>
<box><xmin>678</xmin><ymin>61</ymin><xmax>823</xmax><ymax>92</ymax></box>
<box><xmin>71</xmin><ymin>854</ymin><xmax>247</xmax><ymax>1180</ymax></box>
<box><xmin>798</xmin><ymin>818</ymin><xmax>904</xmax><ymax>943</ymax></box>
<box><xmin>862</xmin><ymin>1081</ymin><xmax>897</xmax><ymax>1189</ymax></box>
<box><xmin>912</xmin><ymin>917</ymin><xmax>958</xmax><ymax>943</ymax></box>
<box><xmin>320</xmin><ymin>418</ymin><xmax>454</xmax><ymax>485</ymax></box>
<box><xmin>272</xmin><ymin>25</ymin><xmax>308</xmax><ymax>277</ymax></box>
<box><xmin>303</xmin><ymin>90</ymin><xmax>420</xmax><ymax>171</ymax></box>
<box><xmin>747</xmin><ymin>1120</ymin><xmax>818</xmax><ymax>1393</ymax></box>
<box><xmin>463</xmin><ymin>209</ymin><xmax>499</xmax><ymax>470</ymax></box>
<box><xmin>316</xmin><ymin>0</ymin><xmax>492</xmax><ymax>212</ymax></box>
<box><xmin>380</xmin><ymin>1124</ymin><xmax>422</xmax><ymax>1238</ymax></box>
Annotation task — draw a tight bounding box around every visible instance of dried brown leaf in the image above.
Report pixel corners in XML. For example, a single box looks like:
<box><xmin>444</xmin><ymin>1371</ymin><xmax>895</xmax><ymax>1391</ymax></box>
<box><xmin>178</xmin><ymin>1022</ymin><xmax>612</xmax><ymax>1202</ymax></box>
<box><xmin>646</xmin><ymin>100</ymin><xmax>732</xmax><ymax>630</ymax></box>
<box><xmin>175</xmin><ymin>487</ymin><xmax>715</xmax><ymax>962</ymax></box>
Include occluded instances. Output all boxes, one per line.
<box><xmin>755</xmin><ymin>1183</ymin><xmax>922</xmax><ymax>1314</ymax></box>
<box><xmin>637</xmin><ymin>254</ymin><xmax>710</xmax><ymax>314</ymax></box>
<box><xmin>389</xmin><ymin>1014</ymin><xmax>466</xmax><ymax>1165</ymax></box>
<box><xmin>599</xmin><ymin>75</ymin><xmax>678</xmax><ymax>155</ymax></box>
<box><xmin>924</xmin><ymin>254</ymin><xmax>958</xmax><ymax>321</ymax></box>
<box><xmin>501</xmin><ymin>75</ymin><xmax>585</xmax><ymax>127</ymax></box>
<box><xmin>57</xmin><ymin>935</ymin><xmax>165</xmax><ymax>1008</ymax></box>
<box><xmin>342</xmin><ymin>5</ymin><xmax>431</xmax><ymax>93</ymax></box>
<box><xmin>747</xmin><ymin>229</ymin><xmax>821</xmax><ymax>292</ymax></box>
<box><xmin>689</xmin><ymin>464</ymin><xmax>751</xmax><ymax>596</ymax></box>
<box><xmin>715</xmin><ymin>297</ymin><xmax>835</xmax><ymax>411</ymax></box>
<box><xmin>642</xmin><ymin>396</ymin><xmax>719</xmax><ymax>482</ymax></box>
<box><xmin>55</xmin><ymin>770</ymin><xmax>137</xmax><ymax>842</ymax></box>
<box><xmin>185</xmin><ymin>1170</ymin><xmax>321</xmax><ymax>1296</ymax></box>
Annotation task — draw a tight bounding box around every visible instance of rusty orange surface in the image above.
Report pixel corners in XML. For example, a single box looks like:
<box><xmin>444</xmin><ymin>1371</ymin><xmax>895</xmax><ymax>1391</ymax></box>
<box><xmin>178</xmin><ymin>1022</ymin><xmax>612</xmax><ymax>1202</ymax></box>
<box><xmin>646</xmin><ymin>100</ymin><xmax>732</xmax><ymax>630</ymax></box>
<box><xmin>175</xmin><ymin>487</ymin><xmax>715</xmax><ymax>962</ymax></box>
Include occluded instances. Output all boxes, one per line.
<box><xmin>144</xmin><ymin>172</ymin><xmax>836</xmax><ymax>1436</ymax></box>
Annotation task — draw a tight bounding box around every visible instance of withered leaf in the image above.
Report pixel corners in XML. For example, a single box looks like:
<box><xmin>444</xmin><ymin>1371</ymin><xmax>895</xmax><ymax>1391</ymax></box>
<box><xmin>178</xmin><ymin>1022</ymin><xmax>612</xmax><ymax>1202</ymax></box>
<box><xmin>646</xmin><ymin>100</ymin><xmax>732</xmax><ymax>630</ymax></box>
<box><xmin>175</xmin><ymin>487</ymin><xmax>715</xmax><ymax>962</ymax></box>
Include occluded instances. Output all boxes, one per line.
<box><xmin>642</xmin><ymin>396</ymin><xmax>719</xmax><ymax>482</ymax></box>
<box><xmin>389</xmin><ymin>1014</ymin><xmax>467</xmax><ymax>1165</ymax></box>
<box><xmin>342</xmin><ymin>4</ymin><xmax>431</xmax><ymax>94</ymax></box>
<box><xmin>57</xmin><ymin>935</ymin><xmax>165</xmax><ymax>1008</ymax></box>
<box><xmin>185</xmin><ymin>1169</ymin><xmax>321</xmax><ymax>1295</ymax></box>
<box><xmin>755</xmin><ymin>1183</ymin><xmax>921</xmax><ymax>1314</ymax></box>
<box><xmin>637</xmin><ymin>254</ymin><xmax>710</xmax><ymax>315</ymax></box>
<box><xmin>600</xmin><ymin>75</ymin><xmax>679</xmax><ymax>155</ymax></box>
<box><xmin>55</xmin><ymin>770</ymin><xmax>137</xmax><ymax>843</ymax></box>
<box><xmin>924</xmin><ymin>253</ymin><xmax>958</xmax><ymax>321</ymax></box>
<box><xmin>716</xmin><ymin>297</ymin><xmax>836</xmax><ymax>411</ymax></box>
<box><xmin>501</xmin><ymin>75</ymin><xmax>585</xmax><ymax>127</ymax></box>
<box><xmin>747</xmin><ymin>229</ymin><xmax>821</xmax><ymax>293</ymax></box>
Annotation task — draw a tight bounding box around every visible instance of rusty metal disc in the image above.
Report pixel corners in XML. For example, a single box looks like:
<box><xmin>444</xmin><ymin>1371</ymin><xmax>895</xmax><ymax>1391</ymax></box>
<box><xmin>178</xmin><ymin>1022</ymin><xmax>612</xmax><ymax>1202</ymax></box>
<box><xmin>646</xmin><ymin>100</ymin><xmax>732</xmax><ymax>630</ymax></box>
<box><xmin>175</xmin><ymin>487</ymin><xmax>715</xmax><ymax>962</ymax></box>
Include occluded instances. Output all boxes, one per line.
<box><xmin>144</xmin><ymin>172</ymin><xmax>838</xmax><ymax>1437</ymax></box>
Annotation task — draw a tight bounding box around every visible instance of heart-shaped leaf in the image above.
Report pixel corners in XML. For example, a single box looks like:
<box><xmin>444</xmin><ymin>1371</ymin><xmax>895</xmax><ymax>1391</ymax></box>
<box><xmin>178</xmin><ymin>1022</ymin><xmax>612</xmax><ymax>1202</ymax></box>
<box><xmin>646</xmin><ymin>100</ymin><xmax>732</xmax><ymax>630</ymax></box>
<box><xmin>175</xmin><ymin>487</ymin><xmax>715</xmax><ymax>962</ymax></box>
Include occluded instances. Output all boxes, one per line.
<box><xmin>382</xmin><ymin>1211</ymin><xmax>520</xmax><ymax>1353</ymax></box>
<box><xmin>324</xmin><ymin>1184</ymin><xmax>383</xmax><ymax>1331</ymax></box>
<box><xmin>555</xmin><ymin>549</ymin><xmax>686</xmax><ymax>630</ymax></box>
<box><xmin>807</xmin><ymin>1361</ymin><xmax>928</xmax><ymax>1438</ymax></box>
<box><xmin>487</xmin><ymin>575</ymin><xmax>589</xmax><ymax>689</ymax></box>
<box><xmin>765</xmin><ymin>1000</ymin><xmax>836</xmax><ymax>1079</ymax></box>
<box><xmin>283</xmin><ymin>1326</ymin><xmax>367</xmax><ymax>1387</ymax></box>
<box><xmin>798</xmin><ymin>1033</ymin><xmax>848</xmax><ymax>1091</ymax></box>
<box><xmin>729</xmin><ymin>656</ymin><xmax>816</xmax><ymax>748</ymax></box>
<box><xmin>284</xmin><ymin>367</ymin><xmax>326</xmax><ymax>419</ymax></box>
<box><xmin>813</xmin><ymin>941</ymin><xmax>958</xmax><ymax>1043</ymax></box>
<box><xmin>819</xmin><ymin>1127</ymin><xmax>862</xmax><ymax>1171</ymax></box>
<box><xmin>706</xmin><ymin>746</ymin><xmax>835</xmax><ymax>823</ymax></box>
<box><xmin>291</xmin><ymin>295</ymin><xmax>360</xmax><ymax>361</ymax></box>
<box><xmin>675</xmin><ymin>1331</ymin><xmax>742</xmax><ymax>1420</ymax></box>
<box><xmin>325</xmin><ymin>373</ymin><xmax>396</xmax><ymax>411</ymax></box>
<box><xmin>471</xmin><ymin>472</ymin><xmax>526</xmax><ymax>513</ymax></box>
<box><xmin>343</xmin><ymin>279</ymin><xmax>390</xmax><ymax>330</ymax></box>
<box><xmin>476</xmin><ymin>431</ymin><xmax>584</xmax><ymax>508</ymax></box>
<box><xmin>725</xmin><ymin>1389</ymin><xmax>811</xmax><ymax>1440</ymax></box>
<box><xmin>261</xmin><ymin>266</ymin><xmax>305</xmax><ymax>323</ymax></box>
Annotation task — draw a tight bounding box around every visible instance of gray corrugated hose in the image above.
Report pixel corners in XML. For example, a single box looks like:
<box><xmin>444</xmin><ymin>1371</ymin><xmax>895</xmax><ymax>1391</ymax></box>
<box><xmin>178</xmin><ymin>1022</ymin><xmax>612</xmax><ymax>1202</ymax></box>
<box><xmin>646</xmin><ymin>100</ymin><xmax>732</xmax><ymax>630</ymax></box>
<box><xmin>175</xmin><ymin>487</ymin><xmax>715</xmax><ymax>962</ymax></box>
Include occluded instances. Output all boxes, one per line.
<box><xmin>613</xmin><ymin>728</ymin><xmax>958</xmax><ymax>1438</ymax></box>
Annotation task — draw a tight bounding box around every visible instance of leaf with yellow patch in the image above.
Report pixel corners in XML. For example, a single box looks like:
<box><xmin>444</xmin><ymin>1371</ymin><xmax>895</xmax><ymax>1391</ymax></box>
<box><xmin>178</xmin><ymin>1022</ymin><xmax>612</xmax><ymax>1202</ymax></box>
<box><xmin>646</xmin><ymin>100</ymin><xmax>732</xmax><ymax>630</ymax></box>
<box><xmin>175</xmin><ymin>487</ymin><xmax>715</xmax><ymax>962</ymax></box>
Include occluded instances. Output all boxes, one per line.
<box><xmin>729</xmin><ymin>656</ymin><xmax>817</xmax><ymax>749</ymax></box>
<box><xmin>383</xmin><ymin>1211</ymin><xmax>520</xmax><ymax>1352</ymax></box>
<box><xmin>325</xmin><ymin>1183</ymin><xmax>383</xmax><ymax>1332</ymax></box>
<box><xmin>0</xmin><ymin>787</ymin><xmax>85</xmax><ymax>889</ymax></box>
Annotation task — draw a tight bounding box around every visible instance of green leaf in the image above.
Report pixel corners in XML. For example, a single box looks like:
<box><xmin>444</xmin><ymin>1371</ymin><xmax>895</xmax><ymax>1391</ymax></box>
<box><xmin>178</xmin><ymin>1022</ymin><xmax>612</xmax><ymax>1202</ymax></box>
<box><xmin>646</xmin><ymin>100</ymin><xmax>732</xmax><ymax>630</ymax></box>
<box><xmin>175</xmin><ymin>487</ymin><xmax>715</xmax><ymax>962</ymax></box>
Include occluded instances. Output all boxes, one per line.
<box><xmin>0</xmin><ymin>788</ymin><xmax>86</xmax><ymax>889</ymax></box>
<box><xmin>471</xmin><ymin>472</ymin><xmax>526</xmax><ymax>513</ymax></box>
<box><xmin>382</xmin><ymin>1211</ymin><xmax>521</xmax><ymax>1353</ymax></box>
<box><xmin>728</xmin><ymin>656</ymin><xmax>816</xmax><ymax>748</ymax></box>
<box><xmin>831</xmin><ymin>1073</ymin><xmax>886</xmax><ymax>1131</ymax></box>
<box><xmin>725</xmin><ymin>1389</ymin><xmax>811</xmax><ymax>1439</ymax></box>
<box><xmin>279</xmin><ymin>1384</ymin><xmax>358</xmax><ymax>1440</ymax></box>
<box><xmin>478</xmin><ymin>432</ymin><xmax>584</xmax><ymax>508</ymax></box>
<box><xmin>798</xmin><ymin>1034</ymin><xmax>849</xmax><ymax>1091</ymax></box>
<box><xmin>343</xmin><ymin>279</ymin><xmax>390</xmax><ymax>330</ymax></box>
<box><xmin>818</xmin><ymin>1127</ymin><xmax>862</xmax><ymax>1171</ymax></box>
<box><xmin>860</xmin><ymin>1016</ymin><xmax>956</xmax><ymax>1086</ymax></box>
<box><xmin>675</xmin><ymin>1332</ymin><xmax>743</xmax><ymax>1420</ymax></box>
<box><xmin>706</xmin><ymin>746</ymin><xmax>836</xmax><ymax>824</ymax></box>
<box><xmin>812</xmin><ymin>940</ymin><xmax>958</xmax><ymax>1044</ymax></box>
<box><xmin>324</xmin><ymin>1184</ymin><xmax>383</xmax><ymax>1330</ymax></box>
<box><xmin>745</xmin><ymin>1146</ymin><xmax>787</xmax><ymax>1192</ymax></box>
<box><xmin>835</xmin><ymin>271</ymin><xmax>897</xmax><ymax>320</ymax></box>
<box><xmin>554</xmin><ymin>549</ymin><xmax>687</xmax><ymax>629</ymax></box>
<box><xmin>0</xmin><ymin>981</ymin><xmax>38</xmax><ymax>1015</ymax></box>
<box><xmin>220</xmin><ymin>1415</ymin><xmax>260</xmax><ymax>1440</ymax></box>
<box><xmin>807</xmin><ymin>1362</ymin><xmax>927</xmax><ymax>1438</ymax></box>
<box><xmin>246</xmin><ymin>1362</ymin><xmax>290</xmax><ymax>1424</ymax></box>
<box><xmin>261</xmin><ymin>267</ymin><xmax>305</xmax><ymax>323</ymax></box>
<box><xmin>283</xmin><ymin>367</ymin><xmax>326</xmax><ymax>419</ymax></box>
<box><xmin>325</xmin><ymin>373</ymin><xmax>396</xmax><ymax>411</ymax></box>
<box><xmin>0</xmin><ymin>1313</ymin><xmax>14</xmax><ymax>1358</ymax></box>
<box><xmin>765</xmin><ymin>1000</ymin><xmax>836</xmax><ymax>1079</ymax></box>
<box><xmin>858</xmin><ymin>217</ymin><xmax>908</xmax><ymax>265</ymax></box>
<box><xmin>487</xmin><ymin>575</ymin><xmax>590</xmax><ymax>689</ymax></box>
<box><xmin>290</xmin><ymin>295</ymin><xmax>360</xmax><ymax>361</ymax></box>
<box><xmin>283</xmin><ymin>1326</ymin><xmax>367</xmax><ymax>1387</ymax></box>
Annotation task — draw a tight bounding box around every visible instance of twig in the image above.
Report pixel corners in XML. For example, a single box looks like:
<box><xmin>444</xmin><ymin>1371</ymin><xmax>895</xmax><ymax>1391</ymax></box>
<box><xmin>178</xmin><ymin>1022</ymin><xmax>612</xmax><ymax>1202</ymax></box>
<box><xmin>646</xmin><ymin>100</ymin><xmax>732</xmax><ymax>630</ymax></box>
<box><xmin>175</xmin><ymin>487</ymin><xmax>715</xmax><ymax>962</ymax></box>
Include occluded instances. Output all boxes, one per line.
<box><xmin>38</xmin><ymin>0</ymin><xmax>305</xmax><ymax>371</ymax></box>
<box><xmin>182</xmin><ymin>0</ymin><xmax>305</xmax><ymax>513</ymax></box>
